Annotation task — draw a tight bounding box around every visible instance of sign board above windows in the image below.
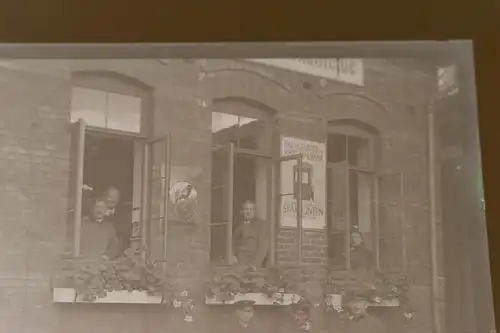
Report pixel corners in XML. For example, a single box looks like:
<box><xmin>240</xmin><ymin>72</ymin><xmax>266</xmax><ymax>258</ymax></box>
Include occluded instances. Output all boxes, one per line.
<box><xmin>70</xmin><ymin>87</ymin><xmax>142</xmax><ymax>133</ymax></box>
<box><xmin>245</xmin><ymin>59</ymin><xmax>364</xmax><ymax>86</ymax></box>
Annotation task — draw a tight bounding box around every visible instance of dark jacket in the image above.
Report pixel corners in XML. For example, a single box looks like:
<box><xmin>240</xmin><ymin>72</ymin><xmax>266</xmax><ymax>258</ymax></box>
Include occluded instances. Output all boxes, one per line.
<box><xmin>233</xmin><ymin>218</ymin><xmax>270</xmax><ymax>268</ymax></box>
<box><xmin>80</xmin><ymin>216</ymin><xmax>119</xmax><ymax>259</ymax></box>
<box><xmin>350</xmin><ymin>246</ymin><xmax>373</xmax><ymax>272</ymax></box>
<box><xmin>106</xmin><ymin>205</ymin><xmax>132</xmax><ymax>254</ymax></box>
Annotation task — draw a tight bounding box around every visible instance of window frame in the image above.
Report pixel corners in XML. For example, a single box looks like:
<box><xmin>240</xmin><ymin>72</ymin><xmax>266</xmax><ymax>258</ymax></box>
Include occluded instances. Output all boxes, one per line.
<box><xmin>71</xmin><ymin>72</ymin><xmax>153</xmax><ymax>137</ymax></box>
<box><xmin>64</xmin><ymin>72</ymin><xmax>154</xmax><ymax>260</ymax></box>
<box><xmin>209</xmin><ymin>101</ymin><xmax>277</xmax><ymax>266</ymax></box>
<box><xmin>326</xmin><ymin>123</ymin><xmax>406</xmax><ymax>274</ymax></box>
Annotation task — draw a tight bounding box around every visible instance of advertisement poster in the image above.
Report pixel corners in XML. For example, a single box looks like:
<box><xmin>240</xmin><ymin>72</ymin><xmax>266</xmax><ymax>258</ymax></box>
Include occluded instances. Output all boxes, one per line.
<box><xmin>280</xmin><ymin>136</ymin><xmax>326</xmax><ymax>229</ymax></box>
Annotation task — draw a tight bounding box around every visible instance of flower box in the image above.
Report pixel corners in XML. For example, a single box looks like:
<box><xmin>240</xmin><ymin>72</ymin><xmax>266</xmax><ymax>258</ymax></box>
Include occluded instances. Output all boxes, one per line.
<box><xmin>324</xmin><ymin>293</ymin><xmax>400</xmax><ymax>308</ymax></box>
<box><xmin>53</xmin><ymin>287</ymin><xmax>163</xmax><ymax>304</ymax></box>
<box><xmin>205</xmin><ymin>292</ymin><xmax>301</xmax><ymax>306</ymax></box>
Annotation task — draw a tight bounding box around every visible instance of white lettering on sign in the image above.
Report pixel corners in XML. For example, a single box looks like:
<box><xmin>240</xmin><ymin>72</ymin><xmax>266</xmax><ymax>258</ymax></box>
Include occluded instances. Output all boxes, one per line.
<box><xmin>246</xmin><ymin>58</ymin><xmax>364</xmax><ymax>86</ymax></box>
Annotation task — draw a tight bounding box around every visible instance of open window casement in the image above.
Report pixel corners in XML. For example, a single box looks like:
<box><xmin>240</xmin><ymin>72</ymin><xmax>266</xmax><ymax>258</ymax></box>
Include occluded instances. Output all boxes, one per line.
<box><xmin>275</xmin><ymin>153</ymin><xmax>304</xmax><ymax>264</ymax></box>
<box><xmin>209</xmin><ymin>142</ymin><xmax>235</xmax><ymax>265</ymax></box>
<box><xmin>64</xmin><ymin>119</ymin><xmax>86</xmax><ymax>258</ymax></box>
<box><xmin>377</xmin><ymin>172</ymin><xmax>406</xmax><ymax>272</ymax></box>
<box><xmin>326</xmin><ymin>161</ymin><xmax>350</xmax><ymax>271</ymax></box>
<box><xmin>145</xmin><ymin>135</ymin><xmax>171</xmax><ymax>262</ymax></box>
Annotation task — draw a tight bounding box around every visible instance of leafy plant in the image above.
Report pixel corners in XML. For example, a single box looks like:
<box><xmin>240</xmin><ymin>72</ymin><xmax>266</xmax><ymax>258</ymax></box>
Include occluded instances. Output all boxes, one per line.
<box><xmin>205</xmin><ymin>265</ymin><xmax>308</xmax><ymax>304</ymax></box>
<box><xmin>56</xmin><ymin>245</ymin><xmax>194</xmax><ymax>312</ymax></box>
<box><xmin>324</xmin><ymin>271</ymin><xmax>413</xmax><ymax>320</ymax></box>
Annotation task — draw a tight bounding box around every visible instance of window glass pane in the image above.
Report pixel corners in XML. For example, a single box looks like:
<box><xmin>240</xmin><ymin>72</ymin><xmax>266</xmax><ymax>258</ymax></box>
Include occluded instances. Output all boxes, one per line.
<box><xmin>237</xmin><ymin>116</ymin><xmax>261</xmax><ymax>150</ymax></box>
<box><xmin>327</xmin><ymin>163</ymin><xmax>348</xmax><ymax>270</ymax></box>
<box><xmin>212</xmin><ymin>112</ymin><xmax>239</xmax><ymax>146</ymax></box>
<box><xmin>348</xmin><ymin>170</ymin><xmax>374</xmax><ymax>272</ymax></box>
<box><xmin>70</xmin><ymin>87</ymin><xmax>106</xmax><ymax>127</ymax></box>
<box><xmin>238</xmin><ymin>116</ymin><xmax>257</xmax><ymax>127</ymax></box>
<box><xmin>107</xmin><ymin>92</ymin><xmax>142</xmax><ymax>133</ymax></box>
<box><xmin>327</xmin><ymin>133</ymin><xmax>347</xmax><ymax>163</ymax></box>
<box><xmin>212</xmin><ymin>112</ymin><xmax>238</xmax><ymax>133</ymax></box>
<box><xmin>347</xmin><ymin>136</ymin><xmax>370</xmax><ymax>168</ymax></box>
<box><xmin>378</xmin><ymin>173</ymin><xmax>404</xmax><ymax>272</ymax></box>
<box><xmin>210</xmin><ymin>149</ymin><xmax>229</xmax><ymax>263</ymax></box>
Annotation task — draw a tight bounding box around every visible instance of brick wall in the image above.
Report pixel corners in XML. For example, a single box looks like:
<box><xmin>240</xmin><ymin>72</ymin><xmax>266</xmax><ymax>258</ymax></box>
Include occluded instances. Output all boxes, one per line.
<box><xmin>0</xmin><ymin>58</ymin><xmax>439</xmax><ymax>333</ymax></box>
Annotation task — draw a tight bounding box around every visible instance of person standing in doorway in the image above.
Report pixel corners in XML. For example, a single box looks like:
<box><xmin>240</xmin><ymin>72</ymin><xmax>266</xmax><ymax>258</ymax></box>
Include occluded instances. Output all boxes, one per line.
<box><xmin>103</xmin><ymin>186</ymin><xmax>132</xmax><ymax>255</ymax></box>
<box><xmin>232</xmin><ymin>200</ymin><xmax>269</xmax><ymax>268</ymax></box>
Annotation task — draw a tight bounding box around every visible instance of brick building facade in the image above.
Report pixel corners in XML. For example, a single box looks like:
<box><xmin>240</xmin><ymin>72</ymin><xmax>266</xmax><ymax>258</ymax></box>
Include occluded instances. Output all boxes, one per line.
<box><xmin>0</xmin><ymin>58</ymin><xmax>442</xmax><ymax>333</ymax></box>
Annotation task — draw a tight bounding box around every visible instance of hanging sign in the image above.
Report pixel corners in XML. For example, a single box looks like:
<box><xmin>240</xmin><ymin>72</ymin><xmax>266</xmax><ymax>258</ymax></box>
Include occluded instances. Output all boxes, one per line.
<box><xmin>280</xmin><ymin>136</ymin><xmax>326</xmax><ymax>229</ymax></box>
<box><xmin>246</xmin><ymin>59</ymin><xmax>364</xmax><ymax>86</ymax></box>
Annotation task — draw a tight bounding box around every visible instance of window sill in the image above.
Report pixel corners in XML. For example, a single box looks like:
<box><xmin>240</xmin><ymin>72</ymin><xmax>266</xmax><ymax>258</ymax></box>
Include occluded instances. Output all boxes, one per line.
<box><xmin>325</xmin><ymin>293</ymin><xmax>400</xmax><ymax>307</ymax></box>
<box><xmin>52</xmin><ymin>288</ymin><xmax>163</xmax><ymax>304</ymax></box>
<box><xmin>205</xmin><ymin>292</ymin><xmax>301</xmax><ymax>306</ymax></box>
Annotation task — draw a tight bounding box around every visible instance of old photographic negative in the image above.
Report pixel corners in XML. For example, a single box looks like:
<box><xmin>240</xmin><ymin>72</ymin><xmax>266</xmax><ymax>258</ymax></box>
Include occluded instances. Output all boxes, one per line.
<box><xmin>0</xmin><ymin>43</ymin><xmax>493</xmax><ymax>333</ymax></box>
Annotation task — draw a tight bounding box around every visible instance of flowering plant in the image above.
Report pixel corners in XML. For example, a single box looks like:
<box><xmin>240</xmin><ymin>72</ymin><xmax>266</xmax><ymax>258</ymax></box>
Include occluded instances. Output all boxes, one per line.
<box><xmin>324</xmin><ymin>272</ymin><xmax>413</xmax><ymax>320</ymax></box>
<box><xmin>55</xmin><ymin>246</ymin><xmax>196</xmax><ymax>320</ymax></box>
<box><xmin>205</xmin><ymin>265</ymin><xmax>307</xmax><ymax>304</ymax></box>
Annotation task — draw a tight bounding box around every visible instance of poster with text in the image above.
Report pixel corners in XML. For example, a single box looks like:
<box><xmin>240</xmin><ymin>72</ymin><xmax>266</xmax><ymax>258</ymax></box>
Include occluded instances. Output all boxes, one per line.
<box><xmin>280</xmin><ymin>136</ymin><xmax>326</xmax><ymax>229</ymax></box>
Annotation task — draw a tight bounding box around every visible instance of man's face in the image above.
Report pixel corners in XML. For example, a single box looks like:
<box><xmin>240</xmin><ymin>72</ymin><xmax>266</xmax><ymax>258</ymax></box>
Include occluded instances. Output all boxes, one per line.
<box><xmin>105</xmin><ymin>189</ymin><xmax>120</xmax><ymax>209</ymax></box>
<box><xmin>93</xmin><ymin>201</ymin><xmax>108</xmax><ymax>220</ymax></box>
<box><xmin>294</xmin><ymin>310</ymin><xmax>309</xmax><ymax>325</ymax></box>
<box><xmin>349</xmin><ymin>300</ymin><xmax>368</xmax><ymax>316</ymax></box>
<box><xmin>241</xmin><ymin>202</ymin><xmax>256</xmax><ymax>221</ymax></box>
<box><xmin>236</xmin><ymin>306</ymin><xmax>254</xmax><ymax>323</ymax></box>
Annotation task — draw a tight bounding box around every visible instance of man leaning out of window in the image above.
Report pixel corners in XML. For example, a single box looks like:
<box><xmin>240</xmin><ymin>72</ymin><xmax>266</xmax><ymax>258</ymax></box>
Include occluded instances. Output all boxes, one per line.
<box><xmin>80</xmin><ymin>198</ymin><xmax>120</xmax><ymax>261</ymax></box>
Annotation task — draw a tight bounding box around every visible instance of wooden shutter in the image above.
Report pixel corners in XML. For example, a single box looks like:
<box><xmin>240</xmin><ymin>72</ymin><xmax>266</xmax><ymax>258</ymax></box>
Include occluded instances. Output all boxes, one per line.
<box><xmin>64</xmin><ymin>119</ymin><xmax>86</xmax><ymax>258</ymax></box>
<box><xmin>326</xmin><ymin>162</ymin><xmax>349</xmax><ymax>270</ymax></box>
<box><xmin>377</xmin><ymin>172</ymin><xmax>406</xmax><ymax>272</ymax></box>
<box><xmin>146</xmin><ymin>135</ymin><xmax>171</xmax><ymax>262</ymax></box>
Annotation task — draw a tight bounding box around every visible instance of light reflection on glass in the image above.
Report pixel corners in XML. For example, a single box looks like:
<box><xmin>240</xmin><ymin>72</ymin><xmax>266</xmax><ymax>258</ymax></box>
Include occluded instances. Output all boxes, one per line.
<box><xmin>211</xmin><ymin>112</ymin><xmax>258</xmax><ymax>133</ymax></box>
<box><xmin>70</xmin><ymin>87</ymin><xmax>106</xmax><ymax>127</ymax></box>
<box><xmin>70</xmin><ymin>87</ymin><xmax>142</xmax><ymax>133</ymax></box>
<box><xmin>211</xmin><ymin>112</ymin><xmax>238</xmax><ymax>133</ymax></box>
<box><xmin>107</xmin><ymin>92</ymin><xmax>141</xmax><ymax>133</ymax></box>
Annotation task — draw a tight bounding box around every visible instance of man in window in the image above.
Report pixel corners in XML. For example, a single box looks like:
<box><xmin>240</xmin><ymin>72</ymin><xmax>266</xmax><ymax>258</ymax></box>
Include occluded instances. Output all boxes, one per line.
<box><xmin>103</xmin><ymin>186</ymin><xmax>132</xmax><ymax>255</ymax></box>
<box><xmin>232</xmin><ymin>200</ymin><xmax>269</xmax><ymax>268</ymax></box>
<box><xmin>80</xmin><ymin>199</ymin><xmax>119</xmax><ymax>260</ymax></box>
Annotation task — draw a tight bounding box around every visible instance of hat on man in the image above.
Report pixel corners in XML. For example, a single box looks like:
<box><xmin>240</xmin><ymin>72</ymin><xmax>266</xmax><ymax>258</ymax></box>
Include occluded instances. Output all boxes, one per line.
<box><xmin>234</xmin><ymin>300</ymin><xmax>256</xmax><ymax>309</ymax></box>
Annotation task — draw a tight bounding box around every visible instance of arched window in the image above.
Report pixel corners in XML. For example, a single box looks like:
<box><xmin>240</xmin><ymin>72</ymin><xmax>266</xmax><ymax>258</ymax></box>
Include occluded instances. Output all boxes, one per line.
<box><xmin>70</xmin><ymin>71</ymin><xmax>151</xmax><ymax>135</ymax></box>
<box><xmin>65</xmin><ymin>72</ymin><xmax>154</xmax><ymax>260</ymax></box>
<box><xmin>326</xmin><ymin>120</ymin><xmax>405</xmax><ymax>273</ymax></box>
<box><xmin>209</xmin><ymin>97</ymin><xmax>274</xmax><ymax>266</ymax></box>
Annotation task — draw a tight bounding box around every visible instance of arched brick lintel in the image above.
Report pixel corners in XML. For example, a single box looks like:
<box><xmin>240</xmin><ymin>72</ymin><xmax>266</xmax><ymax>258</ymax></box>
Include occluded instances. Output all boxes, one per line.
<box><xmin>205</xmin><ymin>68</ymin><xmax>301</xmax><ymax>115</ymax></box>
<box><xmin>320</xmin><ymin>91</ymin><xmax>391</xmax><ymax>133</ymax></box>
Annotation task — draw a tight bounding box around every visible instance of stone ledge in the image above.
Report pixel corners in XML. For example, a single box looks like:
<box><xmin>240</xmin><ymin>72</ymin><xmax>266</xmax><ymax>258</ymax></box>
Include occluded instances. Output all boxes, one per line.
<box><xmin>52</xmin><ymin>288</ymin><xmax>163</xmax><ymax>304</ymax></box>
<box><xmin>205</xmin><ymin>292</ymin><xmax>301</xmax><ymax>306</ymax></box>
